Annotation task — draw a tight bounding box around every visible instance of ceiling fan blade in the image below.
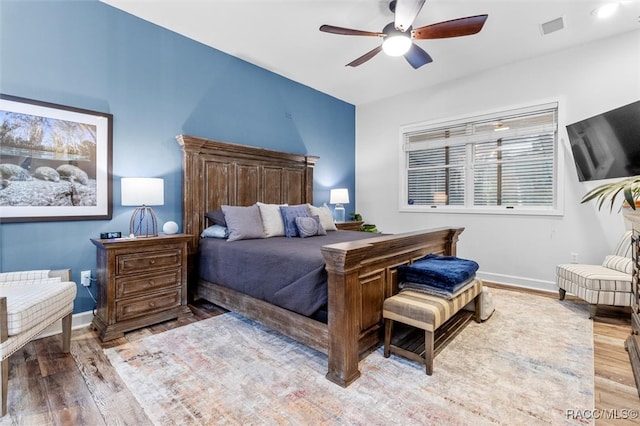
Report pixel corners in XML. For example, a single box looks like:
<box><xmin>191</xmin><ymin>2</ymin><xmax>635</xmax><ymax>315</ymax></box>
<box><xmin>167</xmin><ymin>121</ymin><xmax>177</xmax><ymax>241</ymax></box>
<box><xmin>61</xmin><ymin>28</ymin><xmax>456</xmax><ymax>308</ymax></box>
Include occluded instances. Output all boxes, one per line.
<box><xmin>412</xmin><ymin>14</ymin><xmax>488</xmax><ymax>39</ymax></box>
<box><xmin>394</xmin><ymin>0</ymin><xmax>426</xmax><ymax>32</ymax></box>
<box><xmin>319</xmin><ymin>25</ymin><xmax>384</xmax><ymax>38</ymax></box>
<box><xmin>346</xmin><ymin>45</ymin><xmax>383</xmax><ymax>67</ymax></box>
<box><xmin>404</xmin><ymin>43</ymin><xmax>433</xmax><ymax>69</ymax></box>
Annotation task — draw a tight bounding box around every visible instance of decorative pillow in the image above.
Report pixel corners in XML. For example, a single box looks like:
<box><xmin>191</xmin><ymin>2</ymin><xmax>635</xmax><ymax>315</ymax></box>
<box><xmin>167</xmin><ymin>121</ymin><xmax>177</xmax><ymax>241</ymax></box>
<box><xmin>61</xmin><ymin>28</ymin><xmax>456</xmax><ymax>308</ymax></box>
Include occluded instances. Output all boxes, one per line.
<box><xmin>295</xmin><ymin>215</ymin><xmax>327</xmax><ymax>238</ymax></box>
<box><xmin>205</xmin><ymin>209</ymin><xmax>226</xmax><ymax>226</ymax></box>
<box><xmin>279</xmin><ymin>204</ymin><xmax>311</xmax><ymax>238</ymax></box>
<box><xmin>200</xmin><ymin>224</ymin><xmax>229</xmax><ymax>239</ymax></box>
<box><xmin>221</xmin><ymin>204</ymin><xmax>265</xmax><ymax>242</ymax></box>
<box><xmin>295</xmin><ymin>217</ymin><xmax>318</xmax><ymax>238</ymax></box>
<box><xmin>308</xmin><ymin>203</ymin><xmax>337</xmax><ymax>231</ymax></box>
<box><xmin>602</xmin><ymin>255</ymin><xmax>633</xmax><ymax>275</ymax></box>
<box><xmin>257</xmin><ymin>202</ymin><xmax>287</xmax><ymax>237</ymax></box>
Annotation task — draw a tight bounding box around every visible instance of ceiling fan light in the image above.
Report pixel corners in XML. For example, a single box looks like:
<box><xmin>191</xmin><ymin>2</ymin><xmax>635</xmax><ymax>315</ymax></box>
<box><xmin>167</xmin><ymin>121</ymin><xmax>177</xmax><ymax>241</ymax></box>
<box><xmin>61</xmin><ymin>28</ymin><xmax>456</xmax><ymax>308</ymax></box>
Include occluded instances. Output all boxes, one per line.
<box><xmin>382</xmin><ymin>35</ymin><xmax>411</xmax><ymax>56</ymax></box>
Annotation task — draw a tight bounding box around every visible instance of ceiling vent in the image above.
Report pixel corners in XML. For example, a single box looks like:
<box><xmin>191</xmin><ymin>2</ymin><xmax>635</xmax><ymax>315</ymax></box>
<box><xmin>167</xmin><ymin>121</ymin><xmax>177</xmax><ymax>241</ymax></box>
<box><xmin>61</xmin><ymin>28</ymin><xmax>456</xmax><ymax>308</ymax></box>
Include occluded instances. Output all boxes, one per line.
<box><xmin>540</xmin><ymin>17</ymin><xmax>565</xmax><ymax>35</ymax></box>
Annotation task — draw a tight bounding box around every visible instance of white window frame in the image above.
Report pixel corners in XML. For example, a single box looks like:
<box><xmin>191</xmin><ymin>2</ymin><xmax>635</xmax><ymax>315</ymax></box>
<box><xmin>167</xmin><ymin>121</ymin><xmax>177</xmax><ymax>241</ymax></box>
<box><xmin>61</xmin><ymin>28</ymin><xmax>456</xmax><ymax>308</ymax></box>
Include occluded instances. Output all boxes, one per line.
<box><xmin>399</xmin><ymin>101</ymin><xmax>565</xmax><ymax>216</ymax></box>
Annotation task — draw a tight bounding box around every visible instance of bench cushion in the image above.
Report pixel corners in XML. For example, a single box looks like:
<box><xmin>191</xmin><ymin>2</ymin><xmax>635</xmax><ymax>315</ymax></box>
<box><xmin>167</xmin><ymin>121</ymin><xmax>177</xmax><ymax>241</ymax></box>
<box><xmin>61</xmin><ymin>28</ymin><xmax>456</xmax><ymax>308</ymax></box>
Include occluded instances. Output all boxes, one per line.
<box><xmin>383</xmin><ymin>279</ymin><xmax>482</xmax><ymax>332</ymax></box>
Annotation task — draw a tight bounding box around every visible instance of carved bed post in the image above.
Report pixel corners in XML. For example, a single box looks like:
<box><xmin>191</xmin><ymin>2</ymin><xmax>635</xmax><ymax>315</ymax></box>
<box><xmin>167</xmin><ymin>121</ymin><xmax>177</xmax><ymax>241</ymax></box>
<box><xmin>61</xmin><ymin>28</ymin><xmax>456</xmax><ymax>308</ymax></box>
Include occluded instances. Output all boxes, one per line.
<box><xmin>322</xmin><ymin>242</ymin><xmax>371</xmax><ymax>387</ymax></box>
<box><xmin>446</xmin><ymin>228</ymin><xmax>465</xmax><ymax>256</ymax></box>
<box><xmin>176</xmin><ymin>135</ymin><xmax>206</xmax><ymax>255</ymax></box>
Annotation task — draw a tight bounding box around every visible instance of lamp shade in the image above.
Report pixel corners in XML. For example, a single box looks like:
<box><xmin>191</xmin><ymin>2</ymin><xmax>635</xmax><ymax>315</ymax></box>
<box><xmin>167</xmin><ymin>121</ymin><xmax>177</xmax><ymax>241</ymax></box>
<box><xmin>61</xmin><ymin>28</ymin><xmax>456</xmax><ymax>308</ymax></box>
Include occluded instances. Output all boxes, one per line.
<box><xmin>329</xmin><ymin>188</ymin><xmax>349</xmax><ymax>205</ymax></box>
<box><xmin>121</xmin><ymin>178</ymin><xmax>164</xmax><ymax>206</ymax></box>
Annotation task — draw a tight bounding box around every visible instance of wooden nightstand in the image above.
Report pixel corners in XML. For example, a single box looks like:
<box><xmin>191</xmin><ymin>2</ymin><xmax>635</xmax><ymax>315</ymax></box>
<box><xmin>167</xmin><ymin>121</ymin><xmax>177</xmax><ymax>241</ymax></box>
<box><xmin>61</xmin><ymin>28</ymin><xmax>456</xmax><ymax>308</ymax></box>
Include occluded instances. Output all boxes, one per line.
<box><xmin>335</xmin><ymin>221</ymin><xmax>363</xmax><ymax>231</ymax></box>
<box><xmin>90</xmin><ymin>234</ymin><xmax>193</xmax><ymax>341</ymax></box>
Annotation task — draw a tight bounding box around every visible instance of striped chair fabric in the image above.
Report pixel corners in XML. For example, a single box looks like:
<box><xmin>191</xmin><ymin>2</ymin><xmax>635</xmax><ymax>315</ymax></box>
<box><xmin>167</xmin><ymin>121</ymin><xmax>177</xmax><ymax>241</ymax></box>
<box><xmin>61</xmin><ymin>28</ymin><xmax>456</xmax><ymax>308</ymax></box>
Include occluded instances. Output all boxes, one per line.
<box><xmin>556</xmin><ymin>231</ymin><xmax>634</xmax><ymax>314</ymax></box>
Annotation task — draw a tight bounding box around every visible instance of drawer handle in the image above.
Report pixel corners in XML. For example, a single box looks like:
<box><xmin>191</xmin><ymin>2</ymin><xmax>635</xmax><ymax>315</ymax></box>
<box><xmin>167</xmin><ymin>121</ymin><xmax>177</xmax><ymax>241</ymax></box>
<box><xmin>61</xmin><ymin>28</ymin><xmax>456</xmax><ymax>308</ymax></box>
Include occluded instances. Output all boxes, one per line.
<box><xmin>146</xmin><ymin>280</ymin><xmax>155</xmax><ymax>287</ymax></box>
<box><xmin>149</xmin><ymin>259</ymin><xmax>156</xmax><ymax>265</ymax></box>
<box><xmin>149</xmin><ymin>301</ymin><xmax>156</xmax><ymax>308</ymax></box>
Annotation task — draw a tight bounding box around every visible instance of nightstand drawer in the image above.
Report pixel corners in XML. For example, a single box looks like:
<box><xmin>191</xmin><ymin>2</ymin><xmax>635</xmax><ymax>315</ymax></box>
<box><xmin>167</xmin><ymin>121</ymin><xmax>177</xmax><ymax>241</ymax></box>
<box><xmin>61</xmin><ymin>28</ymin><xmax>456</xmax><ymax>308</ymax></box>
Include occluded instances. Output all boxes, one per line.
<box><xmin>116</xmin><ymin>269</ymin><xmax>182</xmax><ymax>298</ymax></box>
<box><xmin>116</xmin><ymin>249</ymin><xmax>182</xmax><ymax>275</ymax></box>
<box><xmin>116</xmin><ymin>288</ymin><xmax>182</xmax><ymax>321</ymax></box>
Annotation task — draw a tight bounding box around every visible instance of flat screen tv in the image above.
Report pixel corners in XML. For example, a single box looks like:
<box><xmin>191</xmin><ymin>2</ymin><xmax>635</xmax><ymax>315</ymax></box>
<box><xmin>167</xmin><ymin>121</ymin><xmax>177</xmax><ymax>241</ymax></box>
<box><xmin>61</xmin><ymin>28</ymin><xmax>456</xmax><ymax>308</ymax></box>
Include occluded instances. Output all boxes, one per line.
<box><xmin>566</xmin><ymin>100</ymin><xmax>640</xmax><ymax>182</ymax></box>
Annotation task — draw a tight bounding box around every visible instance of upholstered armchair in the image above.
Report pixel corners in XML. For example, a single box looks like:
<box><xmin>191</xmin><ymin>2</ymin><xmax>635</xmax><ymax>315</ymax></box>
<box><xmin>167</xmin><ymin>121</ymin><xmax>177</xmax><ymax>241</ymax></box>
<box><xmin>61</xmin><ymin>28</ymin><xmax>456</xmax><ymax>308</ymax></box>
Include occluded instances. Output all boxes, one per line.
<box><xmin>557</xmin><ymin>231</ymin><xmax>633</xmax><ymax>318</ymax></box>
<box><xmin>0</xmin><ymin>270</ymin><xmax>77</xmax><ymax>416</ymax></box>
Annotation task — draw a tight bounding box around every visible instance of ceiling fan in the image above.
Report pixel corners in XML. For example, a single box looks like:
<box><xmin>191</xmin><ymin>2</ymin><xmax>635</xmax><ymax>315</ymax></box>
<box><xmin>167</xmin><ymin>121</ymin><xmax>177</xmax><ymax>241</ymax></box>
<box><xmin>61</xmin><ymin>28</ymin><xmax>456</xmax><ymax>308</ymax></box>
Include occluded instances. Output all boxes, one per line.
<box><xmin>319</xmin><ymin>0</ymin><xmax>488</xmax><ymax>69</ymax></box>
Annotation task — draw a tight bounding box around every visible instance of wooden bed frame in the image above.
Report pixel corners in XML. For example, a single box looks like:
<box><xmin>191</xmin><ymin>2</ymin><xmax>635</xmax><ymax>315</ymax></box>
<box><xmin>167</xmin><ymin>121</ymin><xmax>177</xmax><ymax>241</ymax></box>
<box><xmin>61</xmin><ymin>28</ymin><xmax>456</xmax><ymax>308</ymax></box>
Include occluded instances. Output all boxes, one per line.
<box><xmin>177</xmin><ymin>134</ymin><xmax>464</xmax><ymax>387</ymax></box>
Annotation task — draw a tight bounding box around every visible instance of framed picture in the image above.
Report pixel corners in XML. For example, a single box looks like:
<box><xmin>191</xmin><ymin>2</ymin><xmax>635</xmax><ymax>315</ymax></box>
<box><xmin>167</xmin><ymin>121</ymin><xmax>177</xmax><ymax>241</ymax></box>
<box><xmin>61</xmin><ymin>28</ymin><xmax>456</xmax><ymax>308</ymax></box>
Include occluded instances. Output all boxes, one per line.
<box><xmin>0</xmin><ymin>94</ymin><xmax>113</xmax><ymax>222</ymax></box>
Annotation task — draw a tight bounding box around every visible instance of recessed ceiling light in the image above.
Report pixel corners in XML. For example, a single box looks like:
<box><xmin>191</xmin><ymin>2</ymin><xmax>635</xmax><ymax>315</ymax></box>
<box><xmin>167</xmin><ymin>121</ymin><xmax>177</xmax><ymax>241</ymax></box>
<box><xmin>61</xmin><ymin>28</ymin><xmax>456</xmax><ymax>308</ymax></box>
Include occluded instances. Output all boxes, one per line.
<box><xmin>592</xmin><ymin>3</ymin><xmax>620</xmax><ymax>19</ymax></box>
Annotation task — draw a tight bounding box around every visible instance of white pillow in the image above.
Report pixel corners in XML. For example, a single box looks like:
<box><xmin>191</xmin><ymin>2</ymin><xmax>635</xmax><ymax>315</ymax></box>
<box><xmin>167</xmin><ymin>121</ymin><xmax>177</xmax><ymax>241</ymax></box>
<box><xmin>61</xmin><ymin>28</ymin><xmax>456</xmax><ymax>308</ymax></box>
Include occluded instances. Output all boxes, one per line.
<box><xmin>308</xmin><ymin>203</ymin><xmax>337</xmax><ymax>231</ymax></box>
<box><xmin>257</xmin><ymin>202</ymin><xmax>288</xmax><ymax>237</ymax></box>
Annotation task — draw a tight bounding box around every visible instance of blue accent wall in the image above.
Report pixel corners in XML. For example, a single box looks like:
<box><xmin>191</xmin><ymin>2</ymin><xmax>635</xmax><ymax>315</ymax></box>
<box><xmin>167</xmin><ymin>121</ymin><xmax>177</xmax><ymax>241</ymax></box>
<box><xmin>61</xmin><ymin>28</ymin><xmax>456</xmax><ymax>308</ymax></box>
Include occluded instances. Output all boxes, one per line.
<box><xmin>0</xmin><ymin>0</ymin><xmax>356</xmax><ymax>312</ymax></box>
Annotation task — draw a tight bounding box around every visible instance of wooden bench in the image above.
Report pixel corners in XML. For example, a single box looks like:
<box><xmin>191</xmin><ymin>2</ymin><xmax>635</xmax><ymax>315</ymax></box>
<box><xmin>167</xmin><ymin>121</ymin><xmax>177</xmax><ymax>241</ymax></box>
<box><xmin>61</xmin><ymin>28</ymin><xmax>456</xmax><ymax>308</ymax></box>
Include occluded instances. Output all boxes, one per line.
<box><xmin>383</xmin><ymin>279</ymin><xmax>482</xmax><ymax>375</ymax></box>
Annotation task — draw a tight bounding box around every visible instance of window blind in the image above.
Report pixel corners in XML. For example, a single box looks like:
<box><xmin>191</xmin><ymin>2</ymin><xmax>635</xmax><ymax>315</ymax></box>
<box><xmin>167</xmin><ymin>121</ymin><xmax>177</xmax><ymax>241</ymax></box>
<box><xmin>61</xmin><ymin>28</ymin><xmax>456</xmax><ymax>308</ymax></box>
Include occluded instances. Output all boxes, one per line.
<box><xmin>403</xmin><ymin>103</ymin><xmax>558</xmax><ymax>212</ymax></box>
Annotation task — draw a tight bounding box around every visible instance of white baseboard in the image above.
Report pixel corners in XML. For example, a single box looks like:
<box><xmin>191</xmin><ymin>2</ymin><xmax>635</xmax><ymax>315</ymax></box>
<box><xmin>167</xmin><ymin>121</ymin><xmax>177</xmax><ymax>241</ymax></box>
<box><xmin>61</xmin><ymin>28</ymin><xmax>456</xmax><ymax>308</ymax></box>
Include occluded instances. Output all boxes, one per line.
<box><xmin>36</xmin><ymin>310</ymin><xmax>95</xmax><ymax>340</ymax></box>
<box><xmin>477</xmin><ymin>271</ymin><xmax>557</xmax><ymax>294</ymax></box>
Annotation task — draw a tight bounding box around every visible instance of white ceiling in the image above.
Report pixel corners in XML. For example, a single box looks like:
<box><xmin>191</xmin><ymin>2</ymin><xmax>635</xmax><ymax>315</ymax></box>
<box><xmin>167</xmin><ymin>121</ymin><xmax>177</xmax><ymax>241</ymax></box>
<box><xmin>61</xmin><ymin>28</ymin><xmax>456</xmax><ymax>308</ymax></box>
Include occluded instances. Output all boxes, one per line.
<box><xmin>100</xmin><ymin>0</ymin><xmax>640</xmax><ymax>105</ymax></box>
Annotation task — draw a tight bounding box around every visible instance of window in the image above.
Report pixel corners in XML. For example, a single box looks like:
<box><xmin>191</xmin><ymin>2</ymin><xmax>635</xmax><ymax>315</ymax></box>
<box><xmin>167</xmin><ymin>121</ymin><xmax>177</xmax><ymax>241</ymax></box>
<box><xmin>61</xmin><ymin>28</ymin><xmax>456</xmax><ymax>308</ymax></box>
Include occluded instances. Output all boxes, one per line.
<box><xmin>401</xmin><ymin>102</ymin><xmax>561</xmax><ymax>215</ymax></box>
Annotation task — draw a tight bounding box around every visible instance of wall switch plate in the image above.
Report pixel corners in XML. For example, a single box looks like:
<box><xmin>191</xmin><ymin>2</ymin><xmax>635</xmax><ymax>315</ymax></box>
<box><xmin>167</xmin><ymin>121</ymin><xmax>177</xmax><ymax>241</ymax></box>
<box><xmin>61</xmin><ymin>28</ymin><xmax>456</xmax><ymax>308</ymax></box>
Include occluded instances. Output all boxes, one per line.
<box><xmin>81</xmin><ymin>270</ymin><xmax>91</xmax><ymax>287</ymax></box>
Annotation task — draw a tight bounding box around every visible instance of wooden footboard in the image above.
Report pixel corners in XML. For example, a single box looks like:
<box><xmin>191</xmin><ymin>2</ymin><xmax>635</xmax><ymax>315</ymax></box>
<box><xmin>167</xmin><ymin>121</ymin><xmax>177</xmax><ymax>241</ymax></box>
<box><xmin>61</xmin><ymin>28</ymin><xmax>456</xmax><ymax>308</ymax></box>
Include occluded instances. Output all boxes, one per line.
<box><xmin>196</xmin><ymin>226</ymin><xmax>463</xmax><ymax>387</ymax></box>
<box><xmin>321</xmin><ymin>227</ymin><xmax>463</xmax><ymax>386</ymax></box>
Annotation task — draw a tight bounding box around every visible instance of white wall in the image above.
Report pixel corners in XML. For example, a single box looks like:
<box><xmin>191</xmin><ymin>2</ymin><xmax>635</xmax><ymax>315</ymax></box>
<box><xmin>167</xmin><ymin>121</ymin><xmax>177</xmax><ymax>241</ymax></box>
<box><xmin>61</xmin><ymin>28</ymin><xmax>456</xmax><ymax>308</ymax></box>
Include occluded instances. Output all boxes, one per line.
<box><xmin>356</xmin><ymin>30</ymin><xmax>640</xmax><ymax>292</ymax></box>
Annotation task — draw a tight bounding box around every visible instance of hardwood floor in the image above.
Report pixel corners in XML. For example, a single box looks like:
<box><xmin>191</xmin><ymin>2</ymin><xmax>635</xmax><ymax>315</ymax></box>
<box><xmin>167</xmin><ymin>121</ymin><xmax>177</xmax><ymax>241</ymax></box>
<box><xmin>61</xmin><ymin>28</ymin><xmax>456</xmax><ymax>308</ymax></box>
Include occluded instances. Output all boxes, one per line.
<box><xmin>1</xmin><ymin>292</ymin><xmax>637</xmax><ymax>425</ymax></box>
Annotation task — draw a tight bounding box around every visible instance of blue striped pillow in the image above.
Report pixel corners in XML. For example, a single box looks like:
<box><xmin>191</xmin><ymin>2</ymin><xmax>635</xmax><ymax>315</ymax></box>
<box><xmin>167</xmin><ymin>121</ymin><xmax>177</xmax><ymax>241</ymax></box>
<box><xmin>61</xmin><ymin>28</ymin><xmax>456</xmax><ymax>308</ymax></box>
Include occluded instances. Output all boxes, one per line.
<box><xmin>279</xmin><ymin>205</ymin><xmax>310</xmax><ymax>237</ymax></box>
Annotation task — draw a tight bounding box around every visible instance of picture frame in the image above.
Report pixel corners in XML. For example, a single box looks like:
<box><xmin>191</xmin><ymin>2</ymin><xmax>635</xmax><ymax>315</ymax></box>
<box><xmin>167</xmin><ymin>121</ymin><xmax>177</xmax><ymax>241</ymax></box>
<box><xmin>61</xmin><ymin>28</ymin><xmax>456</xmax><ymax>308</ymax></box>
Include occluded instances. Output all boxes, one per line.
<box><xmin>0</xmin><ymin>94</ymin><xmax>113</xmax><ymax>222</ymax></box>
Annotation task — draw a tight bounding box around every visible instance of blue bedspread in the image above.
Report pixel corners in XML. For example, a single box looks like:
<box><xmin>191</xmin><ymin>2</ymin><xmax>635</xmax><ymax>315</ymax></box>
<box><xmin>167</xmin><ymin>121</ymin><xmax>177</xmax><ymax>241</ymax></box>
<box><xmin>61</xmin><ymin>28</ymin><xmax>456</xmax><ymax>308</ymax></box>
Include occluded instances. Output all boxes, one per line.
<box><xmin>198</xmin><ymin>230</ymin><xmax>380</xmax><ymax>317</ymax></box>
<box><xmin>398</xmin><ymin>254</ymin><xmax>479</xmax><ymax>291</ymax></box>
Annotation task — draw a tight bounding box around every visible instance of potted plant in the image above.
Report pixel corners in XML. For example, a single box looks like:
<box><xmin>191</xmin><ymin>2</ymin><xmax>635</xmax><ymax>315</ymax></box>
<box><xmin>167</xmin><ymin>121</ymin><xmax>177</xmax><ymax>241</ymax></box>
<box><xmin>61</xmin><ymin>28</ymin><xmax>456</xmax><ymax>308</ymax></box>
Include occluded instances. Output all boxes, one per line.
<box><xmin>581</xmin><ymin>175</ymin><xmax>640</xmax><ymax>224</ymax></box>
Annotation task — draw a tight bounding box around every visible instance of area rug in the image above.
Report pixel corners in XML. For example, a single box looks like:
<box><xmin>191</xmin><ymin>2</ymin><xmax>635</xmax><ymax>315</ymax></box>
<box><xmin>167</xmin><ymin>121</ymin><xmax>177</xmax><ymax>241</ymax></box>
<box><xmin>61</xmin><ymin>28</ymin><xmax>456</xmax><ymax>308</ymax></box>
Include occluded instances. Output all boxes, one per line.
<box><xmin>103</xmin><ymin>289</ymin><xmax>594</xmax><ymax>425</ymax></box>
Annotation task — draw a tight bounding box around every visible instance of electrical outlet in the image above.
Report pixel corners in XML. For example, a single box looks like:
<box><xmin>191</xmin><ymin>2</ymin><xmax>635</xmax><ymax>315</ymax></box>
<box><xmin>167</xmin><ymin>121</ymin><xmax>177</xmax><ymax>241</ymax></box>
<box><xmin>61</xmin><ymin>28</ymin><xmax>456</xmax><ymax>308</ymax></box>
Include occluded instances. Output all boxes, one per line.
<box><xmin>570</xmin><ymin>252</ymin><xmax>579</xmax><ymax>263</ymax></box>
<box><xmin>81</xmin><ymin>270</ymin><xmax>91</xmax><ymax>287</ymax></box>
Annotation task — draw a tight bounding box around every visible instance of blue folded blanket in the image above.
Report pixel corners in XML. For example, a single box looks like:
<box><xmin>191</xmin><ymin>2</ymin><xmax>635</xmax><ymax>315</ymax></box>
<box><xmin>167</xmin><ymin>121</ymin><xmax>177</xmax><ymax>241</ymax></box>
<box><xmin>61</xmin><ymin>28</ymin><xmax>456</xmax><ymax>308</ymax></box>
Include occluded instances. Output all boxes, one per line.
<box><xmin>399</xmin><ymin>276</ymin><xmax>476</xmax><ymax>300</ymax></box>
<box><xmin>397</xmin><ymin>254</ymin><xmax>479</xmax><ymax>291</ymax></box>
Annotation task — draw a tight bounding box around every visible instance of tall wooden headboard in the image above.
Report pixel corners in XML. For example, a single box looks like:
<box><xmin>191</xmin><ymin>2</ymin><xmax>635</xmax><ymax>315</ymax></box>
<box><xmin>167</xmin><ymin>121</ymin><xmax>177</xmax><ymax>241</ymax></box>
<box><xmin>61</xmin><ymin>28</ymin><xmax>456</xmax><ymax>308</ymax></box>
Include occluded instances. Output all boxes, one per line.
<box><xmin>176</xmin><ymin>135</ymin><xmax>319</xmax><ymax>254</ymax></box>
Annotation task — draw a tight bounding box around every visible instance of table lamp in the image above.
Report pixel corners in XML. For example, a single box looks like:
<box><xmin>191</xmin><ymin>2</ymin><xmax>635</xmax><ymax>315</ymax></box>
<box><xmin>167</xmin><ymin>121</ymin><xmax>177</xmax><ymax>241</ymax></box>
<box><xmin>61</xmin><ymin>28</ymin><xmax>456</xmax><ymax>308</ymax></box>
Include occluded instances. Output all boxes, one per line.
<box><xmin>330</xmin><ymin>188</ymin><xmax>349</xmax><ymax>222</ymax></box>
<box><xmin>121</xmin><ymin>177</ymin><xmax>164</xmax><ymax>237</ymax></box>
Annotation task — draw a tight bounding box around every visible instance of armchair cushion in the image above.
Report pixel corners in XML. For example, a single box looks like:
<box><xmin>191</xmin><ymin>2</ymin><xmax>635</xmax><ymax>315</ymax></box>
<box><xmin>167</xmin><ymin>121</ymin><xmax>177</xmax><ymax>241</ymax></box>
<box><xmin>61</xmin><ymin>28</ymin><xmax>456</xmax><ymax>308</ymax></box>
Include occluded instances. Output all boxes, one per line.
<box><xmin>557</xmin><ymin>231</ymin><xmax>634</xmax><ymax>314</ymax></box>
<box><xmin>602</xmin><ymin>255</ymin><xmax>633</xmax><ymax>274</ymax></box>
<box><xmin>0</xmin><ymin>278</ymin><xmax>76</xmax><ymax>335</ymax></box>
<box><xmin>557</xmin><ymin>263</ymin><xmax>633</xmax><ymax>306</ymax></box>
<box><xmin>0</xmin><ymin>270</ymin><xmax>51</xmax><ymax>283</ymax></box>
